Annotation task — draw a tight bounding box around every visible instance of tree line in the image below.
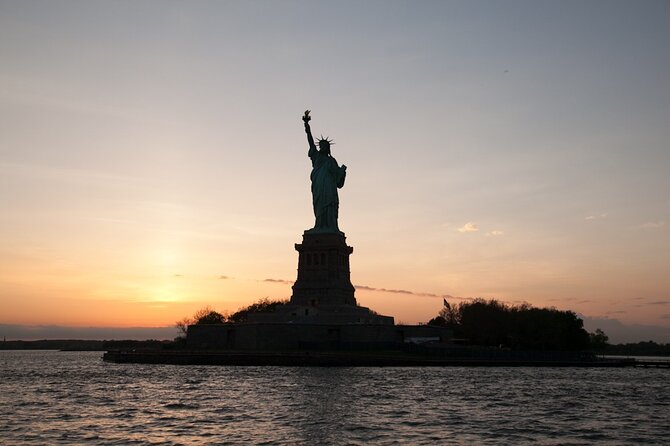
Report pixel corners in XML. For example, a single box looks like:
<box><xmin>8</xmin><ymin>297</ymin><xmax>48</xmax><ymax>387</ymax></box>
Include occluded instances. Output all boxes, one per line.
<box><xmin>176</xmin><ymin>297</ymin><xmax>625</xmax><ymax>352</ymax></box>
<box><xmin>427</xmin><ymin>298</ymin><xmax>599</xmax><ymax>351</ymax></box>
<box><xmin>604</xmin><ymin>341</ymin><xmax>670</xmax><ymax>356</ymax></box>
<box><xmin>175</xmin><ymin>298</ymin><xmax>288</xmax><ymax>336</ymax></box>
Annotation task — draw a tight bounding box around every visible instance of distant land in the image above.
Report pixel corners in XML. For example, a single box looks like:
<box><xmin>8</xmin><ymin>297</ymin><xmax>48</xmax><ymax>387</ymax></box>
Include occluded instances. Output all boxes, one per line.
<box><xmin>0</xmin><ymin>318</ymin><xmax>668</xmax><ymax>344</ymax></box>
<box><xmin>2</xmin><ymin>339</ymin><xmax>669</xmax><ymax>358</ymax></box>
<box><xmin>580</xmin><ymin>316</ymin><xmax>670</xmax><ymax>344</ymax></box>
<box><xmin>0</xmin><ymin>324</ymin><xmax>178</xmax><ymax>341</ymax></box>
<box><xmin>0</xmin><ymin>339</ymin><xmax>172</xmax><ymax>351</ymax></box>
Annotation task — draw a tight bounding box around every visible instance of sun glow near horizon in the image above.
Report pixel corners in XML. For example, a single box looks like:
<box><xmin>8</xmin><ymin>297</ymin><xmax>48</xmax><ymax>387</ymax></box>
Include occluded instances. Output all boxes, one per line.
<box><xmin>1</xmin><ymin>1</ymin><xmax>669</xmax><ymax>340</ymax></box>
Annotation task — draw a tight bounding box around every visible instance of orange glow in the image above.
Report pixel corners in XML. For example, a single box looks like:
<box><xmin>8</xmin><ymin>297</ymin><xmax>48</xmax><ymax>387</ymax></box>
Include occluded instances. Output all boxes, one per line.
<box><xmin>1</xmin><ymin>2</ymin><xmax>669</xmax><ymax>343</ymax></box>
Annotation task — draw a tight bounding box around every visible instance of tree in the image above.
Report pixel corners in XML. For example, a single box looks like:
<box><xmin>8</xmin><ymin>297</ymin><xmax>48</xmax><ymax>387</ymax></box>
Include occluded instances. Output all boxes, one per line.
<box><xmin>427</xmin><ymin>315</ymin><xmax>447</xmax><ymax>326</ymax></box>
<box><xmin>458</xmin><ymin>299</ymin><xmax>510</xmax><ymax>347</ymax></box>
<box><xmin>589</xmin><ymin>328</ymin><xmax>609</xmax><ymax>350</ymax></box>
<box><xmin>425</xmin><ymin>298</ymin><xmax>592</xmax><ymax>350</ymax></box>
<box><xmin>175</xmin><ymin>305</ymin><xmax>227</xmax><ymax>337</ymax></box>
<box><xmin>175</xmin><ymin>316</ymin><xmax>192</xmax><ymax>337</ymax></box>
<box><xmin>428</xmin><ymin>298</ymin><xmax>460</xmax><ymax>327</ymax></box>
<box><xmin>228</xmin><ymin>297</ymin><xmax>288</xmax><ymax>323</ymax></box>
<box><xmin>192</xmin><ymin>305</ymin><xmax>227</xmax><ymax>324</ymax></box>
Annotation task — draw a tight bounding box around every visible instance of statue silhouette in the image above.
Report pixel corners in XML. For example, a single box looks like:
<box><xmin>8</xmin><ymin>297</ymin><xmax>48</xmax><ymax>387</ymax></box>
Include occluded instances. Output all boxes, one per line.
<box><xmin>302</xmin><ymin>110</ymin><xmax>347</xmax><ymax>234</ymax></box>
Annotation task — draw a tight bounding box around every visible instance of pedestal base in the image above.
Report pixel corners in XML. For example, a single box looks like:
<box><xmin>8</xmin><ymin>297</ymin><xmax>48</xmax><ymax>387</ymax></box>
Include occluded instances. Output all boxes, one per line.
<box><xmin>291</xmin><ymin>232</ymin><xmax>356</xmax><ymax>307</ymax></box>
<box><xmin>249</xmin><ymin>231</ymin><xmax>394</xmax><ymax>325</ymax></box>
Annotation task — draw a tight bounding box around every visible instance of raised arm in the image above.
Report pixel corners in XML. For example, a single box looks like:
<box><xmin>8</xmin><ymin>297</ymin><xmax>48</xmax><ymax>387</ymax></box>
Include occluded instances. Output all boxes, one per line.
<box><xmin>303</xmin><ymin>110</ymin><xmax>316</xmax><ymax>153</ymax></box>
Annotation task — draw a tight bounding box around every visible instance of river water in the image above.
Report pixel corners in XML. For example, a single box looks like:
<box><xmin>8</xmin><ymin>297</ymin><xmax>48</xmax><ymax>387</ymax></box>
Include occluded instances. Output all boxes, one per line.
<box><xmin>1</xmin><ymin>350</ymin><xmax>668</xmax><ymax>445</ymax></box>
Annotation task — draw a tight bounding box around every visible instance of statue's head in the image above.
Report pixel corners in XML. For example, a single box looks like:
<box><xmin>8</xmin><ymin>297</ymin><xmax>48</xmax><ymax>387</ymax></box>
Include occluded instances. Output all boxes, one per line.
<box><xmin>318</xmin><ymin>136</ymin><xmax>334</xmax><ymax>155</ymax></box>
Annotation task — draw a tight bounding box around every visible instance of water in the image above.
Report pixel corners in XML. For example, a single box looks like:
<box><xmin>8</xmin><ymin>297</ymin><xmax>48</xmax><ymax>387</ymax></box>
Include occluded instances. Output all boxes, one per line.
<box><xmin>1</xmin><ymin>351</ymin><xmax>668</xmax><ymax>445</ymax></box>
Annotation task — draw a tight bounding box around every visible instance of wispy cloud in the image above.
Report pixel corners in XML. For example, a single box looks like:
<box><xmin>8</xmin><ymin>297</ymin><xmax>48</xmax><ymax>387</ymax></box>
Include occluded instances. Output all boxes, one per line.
<box><xmin>262</xmin><ymin>278</ymin><xmax>551</xmax><ymax>309</ymax></box>
<box><xmin>634</xmin><ymin>300</ymin><xmax>670</xmax><ymax>307</ymax></box>
<box><xmin>355</xmin><ymin>285</ymin><xmax>471</xmax><ymax>302</ymax></box>
<box><xmin>218</xmin><ymin>275</ymin><xmax>230</xmax><ymax>280</ymax></box>
<box><xmin>263</xmin><ymin>278</ymin><xmax>293</xmax><ymax>284</ymax></box>
<box><xmin>355</xmin><ymin>285</ymin><xmax>444</xmax><ymax>297</ymax></box>
<box><xmin>261</xmin><ymin>278</ymin><xmax>471</xmax><ymax>302</ymax></box>
<box><xmin>585</xmin><ymin>213</ymin><xmax>608</xmax><ymax>221</ymax></box>
<box><xmin>660</xmin><ymin>314</ymin><xmax>670</xmax><ymax>319</ymax></box>
<box><xmin>355</xmin><ymin>285</ymin><xmax>414</xmax><ymax>294</ymax></box>
<box><xmin>486</xmin><ymin>230</ymin><xmax>503</xmax><ymax>236</ymax></box>
<box><xmin>458</xmin><ymin>222</ymin><xmax>479</xmax><ymax>233</ymax></box>
<box><xmin>638</xmin><ymin>221</ymin><xmax>665</xmax><ymax>229</ymax></box>
<box><xmin>260</xmin><ymin>279</ymin><xmax>469</xmax><ymax>300</ymax></box>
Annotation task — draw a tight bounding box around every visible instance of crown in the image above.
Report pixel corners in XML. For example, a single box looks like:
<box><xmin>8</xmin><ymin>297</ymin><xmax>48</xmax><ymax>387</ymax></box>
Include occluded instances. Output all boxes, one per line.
<box><xmin>318</xmin><ymin>135</ymin><xmax>334</xmax><ymax>146</ymax></box>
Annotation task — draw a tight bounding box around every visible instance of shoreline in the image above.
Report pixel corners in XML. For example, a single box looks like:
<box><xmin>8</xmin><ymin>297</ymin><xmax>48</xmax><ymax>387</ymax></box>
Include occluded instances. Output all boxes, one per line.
<box><xmin>102</xmin><ymin>350</ymin><xmax>669</xmax><ymax>368</ymax></box>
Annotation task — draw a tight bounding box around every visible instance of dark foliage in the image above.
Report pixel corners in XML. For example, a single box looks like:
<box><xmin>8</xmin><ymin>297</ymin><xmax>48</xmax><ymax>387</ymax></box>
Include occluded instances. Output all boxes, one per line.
<box><xmin>177</xmin><ymin>298</ymin><xmax>289</xmax><ymax>329</ymax></box>
<box><xmin>194</xmin><ymin>310</ymin><xmax>226</xmax><ymax>325</ymax></box>
<box><xmin>589</xmin><ymin>328</ymin><xmax>609</xmax><ymax>350</ymax></box>
<box><xmin>604</xmin><ymin>341</ymin><xmax>670</xmax><ymax>357</ymax></box>
<box><xmin>427</xmin><ymin>316</ymin><xmax>446</xmax><ymax>326</ymax></box>
<box><xmin>228</xmin><ymin>297</ymin><xmax>289</xmax><ymax>323</ymax></box>
<box><xmin>176</xmin><ymin>305</ymin><xmax>226</xmax><ymax>334</ymax></box>
<box><xmin>428</xmin><ymin>298</ymin><xmax>591</xmax><ymax>351</ymax></box>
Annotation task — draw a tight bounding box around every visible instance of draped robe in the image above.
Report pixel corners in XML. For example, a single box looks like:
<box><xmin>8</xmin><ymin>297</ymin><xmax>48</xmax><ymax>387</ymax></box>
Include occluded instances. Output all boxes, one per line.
<box><xmin>308</xmin><ymin>147</ymin><xmax>346</xmax><ymax>233</ymax></box>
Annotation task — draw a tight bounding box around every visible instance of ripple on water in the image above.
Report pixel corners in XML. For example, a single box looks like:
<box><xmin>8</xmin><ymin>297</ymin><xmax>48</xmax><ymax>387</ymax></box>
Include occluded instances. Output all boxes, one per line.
<box><xmin>1</xmin><ymin>351</ymin><xmax>669</xmax><ymax>445</ymax></box>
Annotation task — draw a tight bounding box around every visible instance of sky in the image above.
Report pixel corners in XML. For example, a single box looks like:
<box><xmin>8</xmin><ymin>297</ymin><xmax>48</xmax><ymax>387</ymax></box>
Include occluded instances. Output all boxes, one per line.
<box><xmin>1</xmin><ymin>1</ymin><xmax>669</xmax><ymax>343</ymax></box>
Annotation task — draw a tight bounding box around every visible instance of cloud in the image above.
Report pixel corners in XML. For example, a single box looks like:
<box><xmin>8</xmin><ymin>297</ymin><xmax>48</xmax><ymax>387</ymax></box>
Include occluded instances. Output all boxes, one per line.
<box><xmin>634</xmin><ymin>300</ymin><xmax>670</xmax><ymax>307</ymax></box>
<box><xmin>585</xmin><ymin>213</ymin><xmax>608</xmax><ymax>221</ymax></box>
<box><xmin>354</xmin><ymin>285</ymin><xmax>471</xmax><ymax>302</ymax></box>
<box><xmin>173</xmin><ymin>274</ymin><xmax>183</xmax><ymax>278</ymax></box>
<box><xmin>638</xmin><ymin>221</ymin><xmax>665</xmax><ymax>229</ymax></box>
<box><xmin>260</xmin><ymin>279</ymin><xmax>474</xmax><ymax>302</ymax></box>
<box><xmin>548</xmin><ymin>297</ymin><xmax>574</xmax><ymax>302</ymax></box>
<box><xmin>486</xmin><ymin>230</ymin><xmax>503</xmax><ymax>236</ymax></box>
<box><xmin>660</xmin><ymin>314</ymin><xmax>670</xmax><ymax>320</ymax></box>
<box><xmin>355</xmin><ymin>285</ymin><xmax>430</xmax><ymax>296</ymax></box>
<box><xmin>218</xmin><ymin>275</ymin><xmax>230</xmax><ymax>280</ymax></box>
<box><xmin>355</xmin><ymin>285</ymin><xmax>413</xmax><ymax>295</ymax></box>
<box><xmin>263</xmin><ymin>279</ymin><xmax>472</xmax><ymax>300</ymax></box>
<box><xmin>443</xmin><ymin>294</ymin><xmax>471</xmax><ymax>302</ymax></box>
<box><xmin>458</xmin><ymin>222</ymin><xmax>479</xmax><ymax>233</ymax></box>
<box><xmin>263</xmin><ymin>278</ymin><xmax>293</xmax><ymax>284</ymax></box>
<box><xmin>259</xmin><ymin>278</ymin><xmax>484</xmax><ymax>307</ymax></box>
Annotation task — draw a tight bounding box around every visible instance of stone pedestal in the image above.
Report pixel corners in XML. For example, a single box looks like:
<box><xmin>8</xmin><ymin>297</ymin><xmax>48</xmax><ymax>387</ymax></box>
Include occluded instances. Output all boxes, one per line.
<box><xmin>249</xmin><ymin>231</ymin><xmax>393</xmax><ymax>325</ymax></box>
<box><xmin>291</xmin><ymin>232</ymin><xmax>356</xmax><ymax>307</ymax></box>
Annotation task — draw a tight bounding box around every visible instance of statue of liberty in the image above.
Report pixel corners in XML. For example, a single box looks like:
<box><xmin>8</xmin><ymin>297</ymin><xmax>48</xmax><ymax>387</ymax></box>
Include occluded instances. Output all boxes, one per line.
<box><xmin>302</xmin><ymin>110</ymin><xmax>347</xmax><ymax>234</ymax></box>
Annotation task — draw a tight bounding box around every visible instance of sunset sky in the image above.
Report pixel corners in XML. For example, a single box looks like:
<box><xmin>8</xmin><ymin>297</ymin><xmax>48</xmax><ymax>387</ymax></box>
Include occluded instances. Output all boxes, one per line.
<box><xmin>1</xmin><ymin>1</ymin><xmax>669</xmax><ymax>342</ymax></box>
